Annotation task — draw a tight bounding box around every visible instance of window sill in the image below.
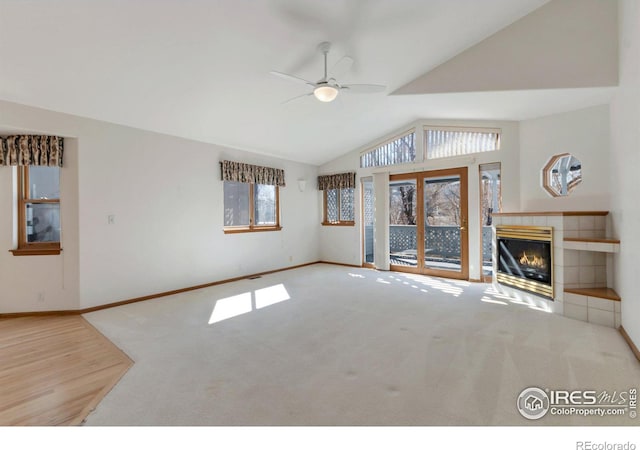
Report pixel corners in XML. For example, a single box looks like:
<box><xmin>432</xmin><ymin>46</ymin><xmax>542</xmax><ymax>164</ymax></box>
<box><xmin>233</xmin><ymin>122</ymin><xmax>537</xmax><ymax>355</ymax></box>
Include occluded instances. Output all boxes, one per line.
<box><xmin>224</xmin><ymin>226</ymin><xmax>282</xmax><ymax>234</ymax></box>
<box><xmin>10</xmin><ymin>247</ymin><xmax>62</xmax><ymax>256</ymax></box>
<box><xmin>322</xmin><ymin>221</ymin><xmax>355</xmax><ymax>227</ymax></box>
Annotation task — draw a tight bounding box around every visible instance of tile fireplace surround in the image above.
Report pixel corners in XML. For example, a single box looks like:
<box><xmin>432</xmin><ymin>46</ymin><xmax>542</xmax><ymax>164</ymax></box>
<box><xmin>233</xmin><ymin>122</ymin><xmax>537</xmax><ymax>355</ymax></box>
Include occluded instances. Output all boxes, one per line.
<box><xmin>491</xmin><ymin>211</ymin><xmax>620</xmax><ymax>328</ymax></box>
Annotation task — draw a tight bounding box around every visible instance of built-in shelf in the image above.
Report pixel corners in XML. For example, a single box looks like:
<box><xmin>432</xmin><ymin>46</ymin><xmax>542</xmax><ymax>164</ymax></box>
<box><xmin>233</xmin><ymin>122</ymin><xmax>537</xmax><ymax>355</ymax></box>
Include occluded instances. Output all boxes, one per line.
<box><xmin>563</xmin><ymin>237</ymin><xmax>620</xmax><ymax>253</ymax></box>
<box><xmin>564</xmin><ymin>237</ymin><xmax>620</xmax><ymax>244</ymax></box>
<box><xmin>493</xmin><ymin>211</ymin><xmax>609</xmax><ymax>217</ymax></box>
<box><xmin>564</xmin><ymin>287</ymin><xmax>621</xmax><ymax>301</ymax></box>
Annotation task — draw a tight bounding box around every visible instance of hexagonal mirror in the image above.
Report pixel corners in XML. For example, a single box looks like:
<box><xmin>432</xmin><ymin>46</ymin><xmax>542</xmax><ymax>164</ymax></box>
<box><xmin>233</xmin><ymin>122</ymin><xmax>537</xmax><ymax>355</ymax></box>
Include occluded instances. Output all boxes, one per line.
<box><xmin>542</xmin><ymin>153</ymin><xmax>582</xmax><ymax>197</ymax></box>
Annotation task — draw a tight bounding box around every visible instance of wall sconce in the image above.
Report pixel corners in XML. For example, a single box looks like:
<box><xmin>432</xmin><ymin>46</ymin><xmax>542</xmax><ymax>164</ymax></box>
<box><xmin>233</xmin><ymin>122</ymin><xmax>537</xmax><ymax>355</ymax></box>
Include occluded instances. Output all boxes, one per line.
<box><xmin>297</xmin><ymin>178</ymin><xmax>306</xmax><ymax>192</ymax></box>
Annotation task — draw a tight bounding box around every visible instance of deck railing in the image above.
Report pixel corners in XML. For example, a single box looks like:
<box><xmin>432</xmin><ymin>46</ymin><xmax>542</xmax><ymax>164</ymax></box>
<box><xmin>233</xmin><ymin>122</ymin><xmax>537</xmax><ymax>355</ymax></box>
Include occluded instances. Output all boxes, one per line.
<box><xmin>388</xmin><ymin>225</ymin><xmax>492</xmax><ymax>261</ymax></box>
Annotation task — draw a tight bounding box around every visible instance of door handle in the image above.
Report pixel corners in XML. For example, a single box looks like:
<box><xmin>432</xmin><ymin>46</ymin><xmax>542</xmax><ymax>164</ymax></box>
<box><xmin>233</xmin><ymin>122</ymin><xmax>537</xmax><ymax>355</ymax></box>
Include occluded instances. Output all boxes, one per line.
<box><xmin>460</xmin><ymin>218</ymin><xmax>467</xmax><ymax>232</ymax></box>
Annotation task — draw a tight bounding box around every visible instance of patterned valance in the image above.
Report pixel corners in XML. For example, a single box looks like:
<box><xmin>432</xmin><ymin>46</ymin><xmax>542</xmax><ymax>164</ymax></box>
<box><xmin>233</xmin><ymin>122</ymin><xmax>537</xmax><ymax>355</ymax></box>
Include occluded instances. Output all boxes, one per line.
<box><xmin>220</xmin><ymin>160</ymin><xmax>285</xmax><ymax>187</ymax></box>
<box><xmin>317</xmin><ymin>172</ymin><xmax>356</xmax><ymax>190</ymax></box>
<box><xmin>0</xmin><ymin>135</ymin><xmax>64</xmax><ymax>167</ymax></box>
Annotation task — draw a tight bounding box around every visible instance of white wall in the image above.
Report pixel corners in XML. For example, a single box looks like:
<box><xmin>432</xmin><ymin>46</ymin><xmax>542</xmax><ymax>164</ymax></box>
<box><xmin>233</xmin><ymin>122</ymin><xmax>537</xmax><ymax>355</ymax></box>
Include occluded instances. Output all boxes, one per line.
<box><xmin>0</xmin><ymin>100</ymin><xmax>320</xmax><ymax>312</ymax></box>
<box><xmin>519</xmin><ymin>104</ymin><xmax>611</xmax><ymax>212</ymax></box>
<box><xmin>318</xmin><ymin>119</ymin><xmax>520</xmax><ymax>280</ymax></box>
<box><xmin>610</xmin><ymin>0</ymin><xmax>640</xmax><ymax>346</ymax></box>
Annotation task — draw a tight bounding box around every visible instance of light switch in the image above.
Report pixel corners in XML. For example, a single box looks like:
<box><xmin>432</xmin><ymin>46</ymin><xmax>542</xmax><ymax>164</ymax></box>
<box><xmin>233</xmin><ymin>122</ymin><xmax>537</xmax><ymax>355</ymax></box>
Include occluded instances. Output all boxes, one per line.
<box><xmin>108</xmin><ymin>215</ymin><xmax>115</xmax><ymax>224</ymax></box>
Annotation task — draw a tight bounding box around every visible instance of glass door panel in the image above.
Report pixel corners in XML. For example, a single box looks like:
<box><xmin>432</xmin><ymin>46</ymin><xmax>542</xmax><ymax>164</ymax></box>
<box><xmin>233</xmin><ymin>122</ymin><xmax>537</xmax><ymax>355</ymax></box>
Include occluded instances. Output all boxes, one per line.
<box><xmin>424</xmin><ymin>176</ymin><xmax>462</xmax><ymax>272</ymax></box>
<box><xmin>362</xmin><ymin>178</ymin><xmax>375</xmax><ymax>266</ymax></box>
<box><xmin>389</xmin><ymin>179</ymin><xmax>418</xmax><ymax>268</ymax></box>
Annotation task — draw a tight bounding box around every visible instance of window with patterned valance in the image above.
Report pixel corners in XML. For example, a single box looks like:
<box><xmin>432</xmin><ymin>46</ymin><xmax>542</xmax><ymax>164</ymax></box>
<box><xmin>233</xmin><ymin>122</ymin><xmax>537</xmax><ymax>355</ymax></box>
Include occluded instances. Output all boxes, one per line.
<box><xmin>2</xmin><ymin>135</ymin><xmax>65</xmax><ymax>256</ymax></box>
<box><xmin>0</xmin><ymin>135</ymin><xmax>64</xmax><ymax>167</ymax></box>
<box><xmin>220</xmin><ymin>160</ymin><xmax>285</xmax><ymax>187</ymax></box>
<box><xmin>317</xmin><ymin>172</ymin><xmax>356</xmax><ymax>191</ymax></box>
<box><xmin>318</xmin><ymin>172</ymin><xmax>356</xmax><ymax>226</ymax></box>
<box><xmin>220</xmin><ymin>160</ymin><xmax>284</xmax><ymax>233</ymax></box>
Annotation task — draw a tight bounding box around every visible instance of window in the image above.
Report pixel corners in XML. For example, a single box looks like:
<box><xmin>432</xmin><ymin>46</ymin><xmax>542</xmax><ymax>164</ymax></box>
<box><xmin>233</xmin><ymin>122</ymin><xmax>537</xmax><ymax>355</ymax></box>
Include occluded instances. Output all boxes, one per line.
<box><xmin>223</xmin><ymin>181</ymin><xmax>280</xmax><ymax>233</ymax></box>
<box><xmin>323</xmin><ymin>188</ymin><xmax>354</xmax><ymax>226</ymax></box>
<box><xmin>361</xmin><ymin>178</ymin><xmax>374</xmax><ymax>266</ymax></box>
<box><xmin>542</xmin><ymin>153</ymin><xmax>582</xmax><ymax>197</ymax></box>
<box><xmin>425</xmin><ymin>126</ymin><xmax>500</xmax><ymax>159</ymax></box>
<box><xmin>360</xmin><ymin>131</ymin><xmax>416</xmax><ymax>168</ymax></box>
<box><xmin>318</xmin><ymin>172</ymin><xmax>356</xmax><ymax>226</ymax></box>
<box><xmin>13</xmin><ymin>165</ymin><xmax>61</xmax><ymax>255</ymax></box>
<box><xmin>479</xmin><ymin>162</ymin><xmax>501</xmax><ymax>278</ymax></box>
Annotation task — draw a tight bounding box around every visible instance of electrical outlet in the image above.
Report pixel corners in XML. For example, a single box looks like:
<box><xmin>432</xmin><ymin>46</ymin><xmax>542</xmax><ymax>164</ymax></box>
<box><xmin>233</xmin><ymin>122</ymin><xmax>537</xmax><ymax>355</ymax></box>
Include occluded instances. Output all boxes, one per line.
<box><xmin>107</xmin><ymin>214</ymin><xmax>115</xmax><ymax>225</ymax></box>
<box><xmin>37</xmin><ymin>292</ymin><xmax>45</xmax><ymax>303</ymax></box>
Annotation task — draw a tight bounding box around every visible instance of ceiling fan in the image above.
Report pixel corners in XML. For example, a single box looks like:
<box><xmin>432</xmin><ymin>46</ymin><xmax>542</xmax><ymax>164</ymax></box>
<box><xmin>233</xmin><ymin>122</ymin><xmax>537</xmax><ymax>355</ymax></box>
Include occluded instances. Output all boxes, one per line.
<box><xmin>270</xmin><ymin>41</ymin><xmax>386</xmax><ymax>104</ymax></box>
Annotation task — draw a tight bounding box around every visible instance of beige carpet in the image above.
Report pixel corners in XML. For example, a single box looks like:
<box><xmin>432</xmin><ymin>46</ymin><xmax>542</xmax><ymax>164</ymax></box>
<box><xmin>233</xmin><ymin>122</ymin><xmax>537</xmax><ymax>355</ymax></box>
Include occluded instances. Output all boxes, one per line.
<box><xmin>82</xmin><ymin>263</ymin><xmax>640</xmax><ymax>425</ymax></box>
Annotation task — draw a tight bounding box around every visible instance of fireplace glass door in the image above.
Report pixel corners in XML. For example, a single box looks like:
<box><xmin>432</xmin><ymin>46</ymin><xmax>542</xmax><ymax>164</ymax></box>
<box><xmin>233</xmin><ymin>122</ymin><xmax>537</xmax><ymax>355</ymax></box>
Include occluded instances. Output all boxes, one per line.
<box><xmin>497</xmin><ymin>238</ymin><xmax>552</xmax><ymax>285</ymax></box>
<box><xmin>495</xmin><ymin>225</ymin><xmax>554</xmax><ymax>298</ymax></box>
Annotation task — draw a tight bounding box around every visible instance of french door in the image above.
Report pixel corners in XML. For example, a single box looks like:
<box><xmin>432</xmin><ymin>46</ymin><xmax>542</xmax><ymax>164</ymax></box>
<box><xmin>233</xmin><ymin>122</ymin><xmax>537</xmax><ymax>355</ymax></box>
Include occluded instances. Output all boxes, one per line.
<box><xmin>389</xmin><ymin>167</ymin><xmax>469</xmax><ymax>280</ymax></box>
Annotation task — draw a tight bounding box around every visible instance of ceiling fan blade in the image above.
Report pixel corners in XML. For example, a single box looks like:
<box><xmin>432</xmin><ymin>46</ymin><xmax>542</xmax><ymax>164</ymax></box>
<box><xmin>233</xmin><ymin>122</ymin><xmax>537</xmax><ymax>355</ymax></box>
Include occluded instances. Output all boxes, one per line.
<box><xmin>270</xmin><ymin>71</ymin><xmax>315</xmax><ymax>87</ymax></box>
<box><xmin>329</xmin><ymin>55</ymin><xmax>354</xmax><ymax>78</ymax></box>
<box><xmin>285</xmin><ymin>51</ymin><xmax>320</xmax><ymax>77</ymax></box>
<box><xmin>275</xmin><ymin>4</ymin><xmax>329</xmax><ymax>31</ymax></box>
<box><xmin>340</xmin><ymin>84</ymin><xmax>386</xmax><ymax>94</ymax></box>
<box><xmin>281</xmin><ymin>92</ymin><xmax>313</xmax><ymax>105</ymax></box>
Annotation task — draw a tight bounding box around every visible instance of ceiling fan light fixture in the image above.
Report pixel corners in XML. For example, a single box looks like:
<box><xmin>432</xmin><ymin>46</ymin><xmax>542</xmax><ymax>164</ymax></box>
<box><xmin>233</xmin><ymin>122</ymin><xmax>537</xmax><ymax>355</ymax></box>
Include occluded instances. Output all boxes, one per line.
<box><xmin>313</xmin><ymin>84</ymin><xmax>338</xmax><ymax>102</ymax></box>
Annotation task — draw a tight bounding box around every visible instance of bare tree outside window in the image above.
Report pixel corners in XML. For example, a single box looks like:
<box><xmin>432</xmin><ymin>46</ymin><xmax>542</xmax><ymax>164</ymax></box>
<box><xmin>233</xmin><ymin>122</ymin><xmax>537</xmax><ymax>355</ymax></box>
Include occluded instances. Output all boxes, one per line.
<box><xmin>390</xmin><ymin>182</ymin><xmax>416</xmax><ymax>225</ymax></box>
<box><xmin>361</xmin><ymin>131</ymin><xmax>416</xmax><ymax>168</ymax></box>
<box><xmin>425</xmin><ymin>180</ymin><xmax>460</xmax><ymax>226</ymax></box>
<box><xmin>254</xmin><ymin>184</ymin><xmax>276</xmax><ymax>225</ymax></box>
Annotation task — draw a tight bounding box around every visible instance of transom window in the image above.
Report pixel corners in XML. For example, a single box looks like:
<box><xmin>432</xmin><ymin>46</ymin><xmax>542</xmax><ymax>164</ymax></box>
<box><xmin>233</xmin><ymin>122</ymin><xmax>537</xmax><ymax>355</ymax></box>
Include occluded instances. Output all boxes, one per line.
<box><xmin>360</xmin><ymin>131</ymin><xmax>416</xmax><ymax>168</ymax></box>
<box><xmin>425</xmin><ymin>126</ymin><xmax>500</xmax><ymax>159</ymax></box>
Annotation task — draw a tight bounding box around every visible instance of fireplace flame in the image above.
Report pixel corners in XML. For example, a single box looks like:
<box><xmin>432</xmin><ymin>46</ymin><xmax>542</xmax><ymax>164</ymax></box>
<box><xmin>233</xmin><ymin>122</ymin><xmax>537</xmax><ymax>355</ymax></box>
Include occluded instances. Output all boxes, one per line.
<box><xmin>519</xmin><ymin>251</ymin><xmax>546</xmax><ymax>269</ymax></box>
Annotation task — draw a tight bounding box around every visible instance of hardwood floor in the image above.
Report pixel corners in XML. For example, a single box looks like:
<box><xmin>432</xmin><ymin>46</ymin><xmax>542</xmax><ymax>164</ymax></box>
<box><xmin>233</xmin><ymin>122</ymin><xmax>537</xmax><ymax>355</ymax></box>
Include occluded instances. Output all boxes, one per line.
<box><xmin>0</xmin><ymin>315</ymin><xmax>133</xmax><ymax>425</ymax></box>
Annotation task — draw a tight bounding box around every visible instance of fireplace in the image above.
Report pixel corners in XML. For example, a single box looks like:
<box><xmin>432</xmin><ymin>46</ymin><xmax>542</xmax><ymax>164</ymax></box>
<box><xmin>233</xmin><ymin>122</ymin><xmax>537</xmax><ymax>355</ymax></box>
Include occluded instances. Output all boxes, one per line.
<box><xmin>495</xmin><ymin>226</ymin><xmax>554</xmax><ymax>299</ymax></box>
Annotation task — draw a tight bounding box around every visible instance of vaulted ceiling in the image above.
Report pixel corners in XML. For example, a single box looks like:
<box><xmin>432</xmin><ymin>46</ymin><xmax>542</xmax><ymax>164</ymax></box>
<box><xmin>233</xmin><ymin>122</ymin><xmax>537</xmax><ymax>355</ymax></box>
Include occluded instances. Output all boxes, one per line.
<box><xmin>0</xmin><ymin>0</ymin><xmax>617</xmax><ymax>165</ymax></box>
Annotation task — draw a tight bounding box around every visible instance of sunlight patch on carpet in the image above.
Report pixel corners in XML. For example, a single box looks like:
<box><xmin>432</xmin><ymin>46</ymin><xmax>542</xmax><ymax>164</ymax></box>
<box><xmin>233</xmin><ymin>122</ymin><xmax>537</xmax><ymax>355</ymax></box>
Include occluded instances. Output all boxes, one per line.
<box><xmin>256</xmin><ymin>284</ymin><xmax>290</xmax><ymax>309</ymax></box>
<box><xmin>208</xmin><ymin>292</ymin><xmax>253</xmax><ymax>324</ymax></box>
<box><xmin>209</xmin><ymin>284</ymin><xmax>291</xmax><ymax>324</ymax></box>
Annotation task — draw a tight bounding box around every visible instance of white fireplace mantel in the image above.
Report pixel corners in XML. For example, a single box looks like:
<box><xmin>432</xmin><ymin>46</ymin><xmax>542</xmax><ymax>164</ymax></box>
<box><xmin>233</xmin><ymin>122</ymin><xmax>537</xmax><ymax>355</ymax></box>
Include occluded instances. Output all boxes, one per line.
<box><xmin>491</xmin><ymin>211</ymin><xmax>620</xmax><ymax>328</ymax></box>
